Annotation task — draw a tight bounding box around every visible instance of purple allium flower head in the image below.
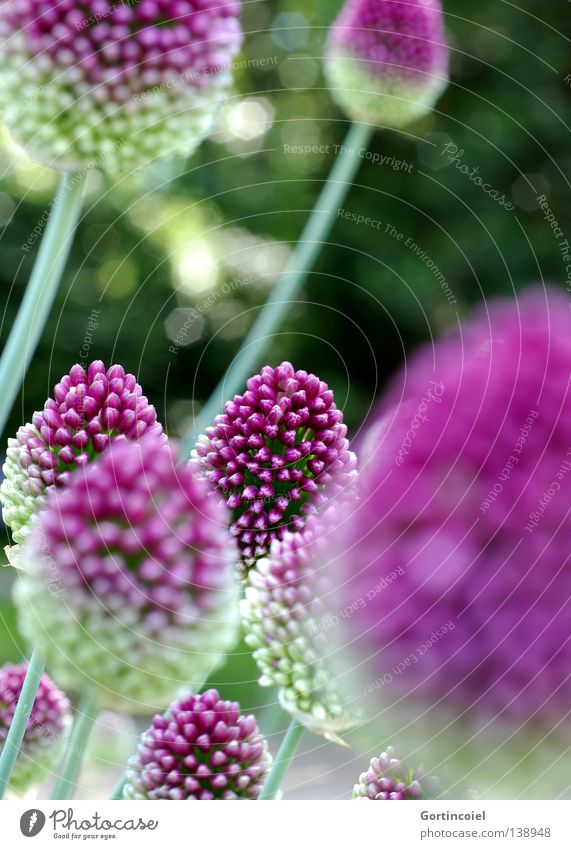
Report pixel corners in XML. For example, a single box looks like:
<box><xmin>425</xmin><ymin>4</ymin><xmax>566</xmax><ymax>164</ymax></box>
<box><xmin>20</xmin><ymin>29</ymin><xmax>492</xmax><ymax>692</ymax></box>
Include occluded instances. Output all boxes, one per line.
<box><xmin>0</xmin><ymin>661</ymin><xmax>70</xmax><ymax>793</ymax></box>
<box><xmin>123</xmin><ymin>689</ymin><xmax>271</xmax><ymax>799</ymax></box>
<box><xmin>192</xmin><ymin>362</ymin><xmax>357</xmax><ymax>574</ymax></box>
<box><xmin>324</xmin><ymin>0</ymin><xmax>448</xmax><ymax>127</ymax></box>
<box><xmin>241</xmin><ymin>511</ymin><xmax>358</xmax><ymax>742</ymax></box>
<box><xmin>15</xmin><ymin>435</ymin><xmax>239</xmax><ymax>714</ymax></box>
<box><xmin>1</xmin><ymin>360</ymin><xmax>163</xmax><ymax>547</ymax></box>
<box><xmin>0</xmin><ymin>0</ymin><xmax>243</xmax><ymax>172</ymax></box>
<box><xmin>342</xmin><ymin>287</ymin><xmax>571</xmax><ymax>723</ymax></box>
<box><xmin>353</xmin><ymin>747</ymin><xmax>436</xmax><ymax>799</ymax></box>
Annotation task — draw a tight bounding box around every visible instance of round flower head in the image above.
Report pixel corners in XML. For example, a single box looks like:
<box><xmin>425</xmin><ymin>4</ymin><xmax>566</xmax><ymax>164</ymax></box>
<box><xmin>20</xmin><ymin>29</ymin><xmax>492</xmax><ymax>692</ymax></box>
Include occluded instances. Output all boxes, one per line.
<box><xmin>241</xmin><ymin>513</ymin><xmax>358</xmax><ymax>742</ymax></box>
<box><xmin>0</xmin><ymin>0</ymin><xmax>243</xmax><ymax>172</ymax></box>
<box><xmin>353</xmin><ymin>747</ymin><xmax>435</xmax><ymax>800</ymax></box>
<box><xmin>324</xmin><ymin>0</ymin><xmax>448</xmax><ymax>128</ymax></box>
<box><xmin>0</xmin><ymin>662</ymin><xmax>70</xmax><ymax>794</ymax></box>
<box><xmin>15</xmin><ymin>435</ymin><xmax>239</xmax><ymax>714</ymax></box>
<box><xmin>1</xmin><ymin>360</ymin><xmax>163</xmax><ymax>547</ymax></box>
<box><xmin>343</xmin><ymin>287</ymin><xmax>571</xmax><ymax>724</ymax></box>
<box><xmin>123</xmin><ymin>689</ymin><xmax>271</xmax><ymax>799</ymax></box>
<box><xmin>192</xmin><ymin>362</ymin><xmax>357</xmax><ymax>574</ymax></box>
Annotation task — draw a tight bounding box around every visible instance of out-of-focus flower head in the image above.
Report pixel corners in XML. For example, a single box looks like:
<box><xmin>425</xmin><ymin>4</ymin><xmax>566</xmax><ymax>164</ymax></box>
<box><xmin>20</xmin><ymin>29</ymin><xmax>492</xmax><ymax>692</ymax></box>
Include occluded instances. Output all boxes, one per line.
<box><xmin>15</xmin><ymin>435</ymin><xmax>239</xmax><ymax>714</ymax></box>
<box><xmin>1</xmin><ymin>360</ymin><xmax>163</xmax><ymax>548</ymax></box>
<box><xmin>241</xmin><ymin>510</ymin><xmax>358</xmax><ymax>743</ymax></box>
<box><xmin>0</xmin><ymin>661</ymin><xmax>70</xmax><ymax>794</ymax></box>
<box><xmin>192</xmin><ymin>362</ymin><xmax>357</xmax><ymax>574</ymax></box>
<box><xmin>353</xmin><ymin>746</ymin><xmax>436</xmax><ymax>799</ymax></box>
<box><xmin>324</xmin><ymin>0</ymin><xmax>448</xmax><ymax>127</ymax></box>
<box><xmin>123</xmin><ymin>688</ymin><xmax>271</xmax><ymax>799</ymax></box>
<box><xmin>0</xmin><ymin>0</ymin><xmax>243</xmax><ymax>172</ymax></box>
<box><xmin>342</xmin><ymin>287</ymin><xmax>571</xmax><ymax>725</ymax></box>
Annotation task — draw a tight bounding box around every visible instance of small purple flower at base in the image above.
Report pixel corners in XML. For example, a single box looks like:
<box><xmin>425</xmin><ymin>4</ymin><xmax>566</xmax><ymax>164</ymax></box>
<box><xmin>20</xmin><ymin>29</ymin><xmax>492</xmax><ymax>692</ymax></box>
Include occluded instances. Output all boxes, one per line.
<box><xmin>324</xmin><ymin>0</ymin><xmax>448</xmax><ymax>128</ymax></box>
<box><xmin>1</xmin><ymin>360</ymin><xmax>163</xmax><ymax>547</ymax></box>
<box><xmin>123</xmin><ymin>689</ymin><xmax>271</xmax><ymax>800</ymax></box>
<box><xmin>15</xmin><ymin>436</ymin><xmax>239</xmax><ymax>714</ymax></box>
<box><xmin>192</xmin><ymin>362</ymin><xmax>357</xmax><ymax>574</ymax></box>
<box><xmin>353</xmin><ymin>747</ymin><xmax>436</xmax><ymax>800</ymax></box>
<box><xmin>0</xmin><ymin>662</ymin><xmax>71</xmax><ymax>794</ymax></box>
<box><xmin>0</xmin><ymin>0</ymin><xmax>243</xmax><ymax>172</ymax></box>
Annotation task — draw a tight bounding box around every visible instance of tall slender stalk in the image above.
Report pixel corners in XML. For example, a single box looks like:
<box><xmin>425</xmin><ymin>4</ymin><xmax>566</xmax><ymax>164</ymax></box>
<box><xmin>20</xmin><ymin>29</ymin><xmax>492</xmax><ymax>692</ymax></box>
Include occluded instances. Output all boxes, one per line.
<box><xmin>0</xmin><ymin>171</ymin><xmax>86</xmax><ymax>797</ymax></box>
<box><xmin>0</xmin><ymin>170</ymin><xmax>86</xmax><ymax>440</ymax></box>
<box><xmin>51</xmin><ymin>695</ymin><xmax>98</xmax><ymax>800</ymax></box>
<box><xmin>176</xmin><ymin>122</ymin><xmax>374</xmax><ymax>798</ymax></box>
<box><xmin>181</xmin><ymin>121</ymin><xmax>373</xmax><ymax>455</ymax></box>
<box><xmin>259</xmin><ymin>717</ymin><xmax>305</xmax><ymax>800</ymax></box>
<box><xmin>0</xmin><ymin>649</ymin><xmax>44</xmax><ymax>799</ymax></box>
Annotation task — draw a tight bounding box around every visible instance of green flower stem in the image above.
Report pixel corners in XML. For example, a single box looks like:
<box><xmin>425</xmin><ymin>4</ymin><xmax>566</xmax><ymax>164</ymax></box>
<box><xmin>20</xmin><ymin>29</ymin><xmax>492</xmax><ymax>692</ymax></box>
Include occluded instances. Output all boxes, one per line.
<box><xmin>0</xmin><ymin>649</ymin><xmax>45</xmax><ymax>799</ymax></box>
<box><xmin>259</xmin><ymin>717</ymin><xmax>305</xmax><ymax>800</ymax></box>
<box><xmin>0</xmin><ymin>173</ymin><xmax>86</xmax><ymax>797</ymax></box>
<box><xmin>51</xmin><ymin>695</ymin><xmax>98</xmax><ymax>800</ymax></box>
<box><xmin>181</xmin><ymin>121</ymin><xmax>374</xmax><ymax>454</ymax></box>
<box><xmin>0</xmin><ymin>170</ymin><xmax>86</xmax><ymax>441</ymax></box>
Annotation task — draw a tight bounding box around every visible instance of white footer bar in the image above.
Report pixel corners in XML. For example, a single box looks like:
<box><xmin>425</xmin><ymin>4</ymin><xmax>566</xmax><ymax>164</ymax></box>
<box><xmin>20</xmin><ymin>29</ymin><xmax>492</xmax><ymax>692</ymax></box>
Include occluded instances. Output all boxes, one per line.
<box><xmin>1</xmin><ymin>799</ymin><xmax>569</xmax><ymax>848</ymax></box>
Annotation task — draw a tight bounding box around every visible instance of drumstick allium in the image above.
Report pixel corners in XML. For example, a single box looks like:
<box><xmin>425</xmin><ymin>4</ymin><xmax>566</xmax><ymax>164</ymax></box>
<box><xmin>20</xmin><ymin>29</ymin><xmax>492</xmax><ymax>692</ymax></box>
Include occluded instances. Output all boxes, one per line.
<box><xmin>324</xmin><ymin>0</ymin><xmax>448</xmax><ymax>128</ymax></box>
<box><xmin>343</xmin><ymin>287</ymin><xmax>571</xmax><ymax>723</ymax></box>
<box><xmin>192</xmin><ymin>362</ymin><xmax>357</xmax><ymax>574</ymax></box>
<box><xmin>353</xmin><ymin>747</ymin><xmax>437</xmax><ymax>800</ymax></box>
<box><xmin>1</xmin><ymin>360</ymin><xmax>163</xmax><ymax>547</ymax></box>
<box><xmin>0</xmin><ymin>0</ymin><xmax>243</xmax><ymax>172</ymax></box>
<box><xmin>241</xmin><ymin>513</ymin><xmax>358</xmax><ymax>742</ymax></box>
<box><xmin>123</xmin><ymin>689</ymin><xmax>271</xmax><ymax>800</ymax></box>
<box><xmin>15</xmin><ymin>435</ymin><xmax>239</xmax><ymax>714</ymax></box>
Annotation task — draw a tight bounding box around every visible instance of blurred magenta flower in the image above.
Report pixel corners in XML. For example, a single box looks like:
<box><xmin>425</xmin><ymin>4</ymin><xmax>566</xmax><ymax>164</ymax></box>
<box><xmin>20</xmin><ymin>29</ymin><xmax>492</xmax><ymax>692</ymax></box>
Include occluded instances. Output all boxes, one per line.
<box><xmin>353</xmin><ymin>746</ymin><xmax>435</xmax><ymax>799</ymax></box>
<box><xmin>1</xmin><ymin>360</ymin><xmax>163</xmax><ymax>546</ymax></box>
<box><xmin>0</xmin><ymin>661</ymin><xmax>70</xmax><ymax>794</ymax></box>
<box><xmin>192</xmin><ymin>362</ymin><xmax>357</xmax><ymax>574</ymax></box>
<box><xmin>15</xmin><ymin>435</ymin><xmax>239</xmax><ymax>713</ymax></box>
<box><xmin>123</xmin><ymin>688</ymin><xmax>271</xmax><ymax>799</ymax></box>
<box><xmin>0</xmin><ymin>0</ymin><xmax>243</xmax><ymax>172</ymax></box>
<box><xmin>324</xmin><ymin>0</ymin><xmax>448</xmax><ymax>127</ymax></box>
<box><xmin>342</xmin><ymin>287</ymin><xmax>571</xmax><ymax>723</ymax></box>
<box><xmin>241</xmin><ymin>511</ymin><xmax>357</xmax><ymax>742</ymax></box>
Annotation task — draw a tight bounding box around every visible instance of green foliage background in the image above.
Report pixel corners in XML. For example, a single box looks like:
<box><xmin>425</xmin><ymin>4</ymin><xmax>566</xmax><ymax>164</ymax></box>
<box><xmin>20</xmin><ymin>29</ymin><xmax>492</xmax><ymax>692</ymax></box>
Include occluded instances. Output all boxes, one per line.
<box><xmin>0</xmin><ymin>0</ymin><xmax>570</xmax><ymax>794</ymax></box>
